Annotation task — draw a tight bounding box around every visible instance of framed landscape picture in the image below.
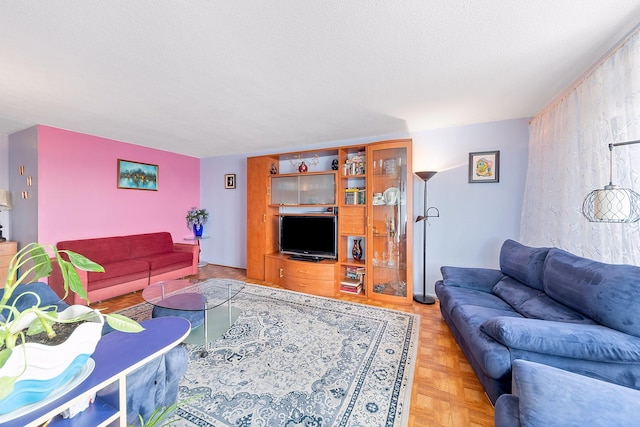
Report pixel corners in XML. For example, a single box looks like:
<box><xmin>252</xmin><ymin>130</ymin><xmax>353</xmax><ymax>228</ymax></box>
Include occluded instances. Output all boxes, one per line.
<box><xmin>117</xmin><ymin>159</ymin><xmax>158</xmax><ymax>191</ymax></box>
<box><xmin>469</xmin><ymin>151</ymin><xmax>500</xmax><ymax>183</ymax></box>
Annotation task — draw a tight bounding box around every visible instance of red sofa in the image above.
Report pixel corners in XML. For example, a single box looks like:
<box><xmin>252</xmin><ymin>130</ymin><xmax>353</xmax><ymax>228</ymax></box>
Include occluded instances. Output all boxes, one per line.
<box><xmin>49</xmin><ymin>232</ymin><xmax>198</xmax><ymax>305</ymax></box>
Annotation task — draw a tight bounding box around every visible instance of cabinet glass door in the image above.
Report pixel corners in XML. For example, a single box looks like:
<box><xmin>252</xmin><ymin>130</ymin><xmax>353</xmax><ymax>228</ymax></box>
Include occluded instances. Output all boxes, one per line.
<box><xmin>368</xmin><ymin>141</ymin><xmax>412</xmax><ymax>302</ymax></box>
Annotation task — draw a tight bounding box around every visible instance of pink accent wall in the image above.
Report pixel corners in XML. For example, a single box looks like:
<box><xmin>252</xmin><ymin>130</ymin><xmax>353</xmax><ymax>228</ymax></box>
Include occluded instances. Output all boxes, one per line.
<box><xmin>37</xmin><ymin>126</ymin><xmax>200</xmax><ymax>245</ymax></box>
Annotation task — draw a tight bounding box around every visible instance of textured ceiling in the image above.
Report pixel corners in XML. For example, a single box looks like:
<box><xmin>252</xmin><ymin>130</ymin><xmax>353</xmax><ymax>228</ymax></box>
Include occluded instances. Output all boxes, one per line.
<box><xmin>1</xmin><ymin>1</ymin><xmax>639</xmax><ymax>158</ymax></box>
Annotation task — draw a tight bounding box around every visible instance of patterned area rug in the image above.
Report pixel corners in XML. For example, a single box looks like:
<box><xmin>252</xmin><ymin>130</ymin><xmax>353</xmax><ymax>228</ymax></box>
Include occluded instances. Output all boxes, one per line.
<box><xmin>119</xmin><ymin>279</ymin><xmax>419</xmax><ymax>426</ymax></box>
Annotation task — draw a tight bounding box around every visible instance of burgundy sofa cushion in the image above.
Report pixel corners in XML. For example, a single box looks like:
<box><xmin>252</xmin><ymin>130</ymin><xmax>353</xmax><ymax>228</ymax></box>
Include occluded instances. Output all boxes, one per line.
<box><xmin>57</xmin><ymin>236</ymin><xmax>130</xmax><ymax>265</ymax></box>
<box><xmin>127</xmin><ymin>232</ymin><xmax>175</xmax><ymax>258</ymax></box>
<box><xmin>87</xmin><ymin>259</ymin><xmax>150</xmax><ymax>283</ymax></box>
<box><xmin>88</xmin><ymin>271</ymin><xmax>150</xmax><ymax>292</ymax></box>
<box><xmin>134</xmin><ymin>252</ymin><xmax>193</xmax><ymax>271</ymax></box>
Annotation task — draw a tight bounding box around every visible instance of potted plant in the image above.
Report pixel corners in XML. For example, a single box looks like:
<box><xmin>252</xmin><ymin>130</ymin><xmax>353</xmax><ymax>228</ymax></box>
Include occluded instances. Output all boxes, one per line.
<box><xmin>186</xmin><ymin>207</ymin><xmax>209</xmax><ymax>237</ymax></box>
<box><xmin>0</xmin><ymin>242</ymin><xmax>143</xmax><ymax>415</ymax></box>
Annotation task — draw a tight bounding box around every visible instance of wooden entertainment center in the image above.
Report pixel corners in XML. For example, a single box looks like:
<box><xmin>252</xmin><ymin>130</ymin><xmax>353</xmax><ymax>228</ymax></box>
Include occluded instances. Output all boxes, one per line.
<box><xmin>246</xmin><ymin>139</ymin><xmax>413</xmax><ymax>305</ymax></box>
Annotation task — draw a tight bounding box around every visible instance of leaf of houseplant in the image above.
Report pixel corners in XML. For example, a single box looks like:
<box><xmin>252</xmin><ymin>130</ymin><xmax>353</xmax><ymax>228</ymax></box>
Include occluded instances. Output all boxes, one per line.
<box><xmin>105</xmin><ymin>313</ymin><xmax>145</xmax><ymax>333</ymax></box>
<box><xmin>66</xmin><ymin>251</ymin><xmax>105</xmax><ymax>273</ymax></box>
<box><xmin>0</xmin><ymin>348</ymin><xmax>11</xmax><ymax>370</ymax></box>
<box><xmin>0</xmin><ymin>374</ymin><xmax>17</xmax><ymax>400</ymax></box>
<box><xmin>27</xmin><ymin>245</ymin><xmax>53</xmax><ymax>279</ymax></box>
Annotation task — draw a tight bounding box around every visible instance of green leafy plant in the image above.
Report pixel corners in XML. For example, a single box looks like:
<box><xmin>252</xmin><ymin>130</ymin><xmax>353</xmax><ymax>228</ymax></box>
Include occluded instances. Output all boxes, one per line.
<box><xmin>186</xmin><ymin>207</ymin><xmax>209</xmax><ymax>229</ymax></box>
<box><xmin>133</xmin><ymin>400</ymin><xmax>181</xmax><ymax>427</ymax></box>
<box><xmin>0</xmin><ymin>242</ymin><xmax>143</xmax><ymax>400</ymax></box>
<box><xmin>132</xmin><ymin>395</ymin><xmax>200</xmax><ymax>427</ymax></box>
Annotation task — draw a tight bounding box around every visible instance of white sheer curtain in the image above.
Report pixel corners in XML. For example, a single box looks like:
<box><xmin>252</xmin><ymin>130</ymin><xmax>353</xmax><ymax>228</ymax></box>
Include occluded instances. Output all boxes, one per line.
<box><xmin>521</xmin><ymin>27</ymin><xmax>640</xmax><ymax>264</ymax></box>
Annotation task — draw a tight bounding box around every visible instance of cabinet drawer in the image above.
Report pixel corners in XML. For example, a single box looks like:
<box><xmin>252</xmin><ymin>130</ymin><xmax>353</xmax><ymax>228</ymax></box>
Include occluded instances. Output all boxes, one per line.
<box><xmin>0</xmin><ymin>241</ymin><xmax>17</xmax><ymax>257</ymax></box>
<box><xmin>286</xmin><ymin>262</ymin><xmax>334</xmax><ymax>279</ymax></box>
<box><xmin>283</xmin><ymin>275</ymin><xmax>335</xmax><ymax>297</ymax></box>
<box><xmin>340</xmin><ymin>223</ymin><xmax>365</xmax><ymax>235</ymax></box>
<box><xmin>339</xmin><ymin>215</ymin><xmax>365</xmax><ymax>235</ymax></box>
<box><xmin>0</xmin><ymin>254</ymin><xmax>13</xmax><ymax>267</ymax></box>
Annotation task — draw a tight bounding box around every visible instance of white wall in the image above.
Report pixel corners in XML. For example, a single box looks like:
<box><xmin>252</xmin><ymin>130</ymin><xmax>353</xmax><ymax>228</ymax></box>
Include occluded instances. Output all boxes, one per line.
<box><xmin>411</xmin><ymin>119</ymin><xmax>529</xmax><ymax>295</ymax></box>
<box><xmin>200</xmin><ymin>118</ymin><xmax>530</xmax><ymax>297</ymax></box>
<box><xmin>199</xmin><ymin>154</ymin><xmax>248</xmax><ymax>268</ymax></box>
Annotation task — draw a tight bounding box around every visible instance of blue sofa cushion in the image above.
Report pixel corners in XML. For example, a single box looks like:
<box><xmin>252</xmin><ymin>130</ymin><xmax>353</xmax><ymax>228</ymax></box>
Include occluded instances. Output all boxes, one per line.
<box><xmin>437</xmin><ymin>283</ymin><xmax>516</xmax><ymax>316</ymax></box>
<box><xmin>0</xmin><ymin>282</ymin><xmax>68</xmax><ymax>321</ymax></box>
<box><xmin>517</xmin><ymin>295</ymin><xmax>596</xmax><ymax>323</ymax></box>
<box><xmin>440</xmin><ymin>266</ymin><xmax>505</xmax><ymax>293</ymax></box>
<box><xmin>509</xmin><ymin>360</ymin><xmax>640</xmax><ymax>427</ymax></box>
<box><xmin>481</xmin><ymin>317</ymin><xmax>640</xmax><ymax>362</ymax></box>
<box><xmin>492</xmin><ymin>276</ymin><xmax>542</xmax><ymax>307</ymax></box>
<box><xmin>450</xmin><ymin>305</ymin><xmax>520</xmax><ymax>378</ymax></box>
<box><xmin>499</xmin><ymin>240</ymin><xmax>550</xmax><ymax>291</ymax></box>
<box><xmin>493</xmin><ymin>276</ymin><xmax>594</xmax><ymax>323</ymax></box>
<box><xmin>544</xmin><ymin>249</ymin><xmax>640</xmax><ymax>338</ymax></box>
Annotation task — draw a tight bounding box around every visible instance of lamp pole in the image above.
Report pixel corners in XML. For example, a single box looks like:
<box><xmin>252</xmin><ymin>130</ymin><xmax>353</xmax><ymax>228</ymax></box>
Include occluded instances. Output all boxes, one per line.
<box><xmin>414</xmin><ymin>171</ymin><xmax>438</xmax><ymax>305</ymax></box>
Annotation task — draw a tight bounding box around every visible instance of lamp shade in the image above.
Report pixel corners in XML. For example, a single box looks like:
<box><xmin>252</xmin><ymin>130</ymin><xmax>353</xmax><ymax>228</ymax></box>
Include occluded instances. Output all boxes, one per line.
<box><xmin>0</xmin><ymin>189</ymin><xmax>12</xmax><ymax>211</ymax></box>
<box><xmin>582</xmin><ymin>186</ymin><xmax>640</xmax><ymax>223</ymax></box>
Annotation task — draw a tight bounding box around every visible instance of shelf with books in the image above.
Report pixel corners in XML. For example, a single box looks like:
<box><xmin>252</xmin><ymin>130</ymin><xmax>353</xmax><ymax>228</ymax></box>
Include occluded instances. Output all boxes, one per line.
<box><xmin>339</xmin><ymin>265</ymin><xmax>366</xmax><ymax>295</ymax></box>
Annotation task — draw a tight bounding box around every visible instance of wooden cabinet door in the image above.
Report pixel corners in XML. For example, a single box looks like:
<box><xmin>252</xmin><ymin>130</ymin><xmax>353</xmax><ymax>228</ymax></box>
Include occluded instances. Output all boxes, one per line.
<box><xmin>366</xmin><ymin>139</ymin><xmax>413</xmax><ymax>304</ymax></box>
<box><xmin>246</xmin><ymin>156</ymin><xmax>278</xmax><ymax>280</ymax></box>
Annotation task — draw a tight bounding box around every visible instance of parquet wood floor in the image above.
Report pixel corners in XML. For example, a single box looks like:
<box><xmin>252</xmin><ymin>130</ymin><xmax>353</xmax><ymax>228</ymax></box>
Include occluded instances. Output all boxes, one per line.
<box><xmin>91</xmin><ymin>264</ymin><xmax>495</xmax><ymax>427</ymax></box>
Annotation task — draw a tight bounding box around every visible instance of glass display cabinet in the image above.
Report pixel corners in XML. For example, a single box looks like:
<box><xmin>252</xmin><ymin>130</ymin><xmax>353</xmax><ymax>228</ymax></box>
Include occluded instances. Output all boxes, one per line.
<box><xmin>366</xmin><ymin>139</ymin><xmax>413</xmax><ymax>304</ymax></box>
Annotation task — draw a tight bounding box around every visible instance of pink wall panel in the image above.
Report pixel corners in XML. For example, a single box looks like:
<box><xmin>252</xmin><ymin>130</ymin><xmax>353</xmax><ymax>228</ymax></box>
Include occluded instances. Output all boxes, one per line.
<box><xmin>37</xmin><ymin>126</ymin><xmax>200</xmax><ymax>246</ymax></box>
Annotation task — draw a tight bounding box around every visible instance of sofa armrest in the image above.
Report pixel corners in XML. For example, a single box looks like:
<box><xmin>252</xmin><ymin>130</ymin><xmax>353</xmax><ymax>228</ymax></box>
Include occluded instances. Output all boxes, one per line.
<box><xmin>440</xmin><ymin>266</ymin><xmax>504</xmax><ymax>293</ymax></box>
<box><xmin>481</xmin><ymin>316</ymin><xmax>640</xmax><ymax>362</ymax></box>
<box><xmin>174</xmin><ymin>242</ymin><xmax>199</xmax><ymax>274</ymax></box>
<box><xmin>501</xmin><ymin>360</ymin><xmax>640</xmax><ymax>427</ymax></box>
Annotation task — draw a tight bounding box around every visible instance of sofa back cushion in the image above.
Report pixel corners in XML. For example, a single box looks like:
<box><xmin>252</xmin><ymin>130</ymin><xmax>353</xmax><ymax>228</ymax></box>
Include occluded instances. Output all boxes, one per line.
<box><xmin>57</xmin><ymin>236</ymin><xmax>130</xmax><ymax>264</ymax></box>
<box><xmin>493</xmin><ymin>276</ymin><xmax>595</xmax><ymax>323</ymax></box>
<box><xmin>544</xmin><ymin>248</ymin><xmax>640</xmax><ymax>337</ymax></box>
<box><xmin>128</xmin><ymin>232</ymin><xmax>175</xmax><ymax>258</ymax></box>
<box><xmin>499</xmin><ymin>239</ymin><xmax>550</xmax><ymax>291</ymax></box>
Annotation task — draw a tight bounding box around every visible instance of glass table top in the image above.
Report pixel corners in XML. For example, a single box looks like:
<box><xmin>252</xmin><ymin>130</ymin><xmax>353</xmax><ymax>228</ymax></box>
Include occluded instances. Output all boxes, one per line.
<box><xmin>142</xmin><ymin>279</ymin><xmax>245</xmax><ymax>311</ymax></box>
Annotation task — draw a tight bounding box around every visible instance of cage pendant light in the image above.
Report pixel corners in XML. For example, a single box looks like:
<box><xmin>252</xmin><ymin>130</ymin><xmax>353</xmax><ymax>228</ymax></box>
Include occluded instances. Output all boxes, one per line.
<box><xmin>582</xmin><ymin>140</ymin><xmax>640</xmax><ymax>223</ymax></box>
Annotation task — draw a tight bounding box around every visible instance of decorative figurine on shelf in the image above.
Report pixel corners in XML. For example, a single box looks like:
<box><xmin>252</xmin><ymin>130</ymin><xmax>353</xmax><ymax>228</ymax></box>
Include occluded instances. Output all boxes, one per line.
<box><xmin>352</xmin><ymin>239</ymin><xmax>363</xmax><ymax>260</ymax></box>
<box><xmin>186</xmin><ymin>206</ymin><xmax>209</xmax><ymax>237</ymax></box>
<box><xmin>270</xmin><ymin>163</ymin><xmax>278</xmax><ymax>174</ymax></box>
<box><xmin>288</xmin><ymin>154</ymin><xmax>319</xmax><ymax>173</ymax></box>
<box><xmin>331</xmin><ymin>158</ymin><xmax>339</xmax><ymax>170</ymax></box>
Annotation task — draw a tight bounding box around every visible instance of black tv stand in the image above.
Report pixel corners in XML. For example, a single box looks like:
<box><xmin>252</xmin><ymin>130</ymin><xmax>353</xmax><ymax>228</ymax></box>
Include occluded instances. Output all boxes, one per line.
<box><xmin>289</xmin><ymin>255</ymin><xmax>321</xmax><ymax>262</ymax></box>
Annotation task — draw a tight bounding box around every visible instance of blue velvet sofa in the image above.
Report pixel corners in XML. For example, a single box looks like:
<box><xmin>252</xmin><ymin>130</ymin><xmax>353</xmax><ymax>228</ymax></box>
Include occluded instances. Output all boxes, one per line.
<box><xmin>0</xmin><ymin>282</ymin><xmax>188</xmax><ymax>426</ymax></box>
<box><xmin>435</xmin><ymin>239</ymin><xmax>640</xmax><ymax>404</ymax></box>
<box><xmin>495</xmin><ymin>360</ymin><xmax>640</xmax><ymax>427</ymax></box>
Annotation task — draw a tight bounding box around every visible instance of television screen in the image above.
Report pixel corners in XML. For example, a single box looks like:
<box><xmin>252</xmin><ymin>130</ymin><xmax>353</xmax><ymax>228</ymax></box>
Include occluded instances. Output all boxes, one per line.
<box><xmin>279</xmin><ymin>215</ymin><xmax>337</xmax><ymax>260</ymax></box>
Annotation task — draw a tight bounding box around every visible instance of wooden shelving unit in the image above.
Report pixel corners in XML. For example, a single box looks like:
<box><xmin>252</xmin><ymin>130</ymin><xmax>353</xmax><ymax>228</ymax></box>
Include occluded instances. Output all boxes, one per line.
<box><xmin>246</xmin><ymin>139</ymin><xmax>413</xmax><ymax>304</ymax></box>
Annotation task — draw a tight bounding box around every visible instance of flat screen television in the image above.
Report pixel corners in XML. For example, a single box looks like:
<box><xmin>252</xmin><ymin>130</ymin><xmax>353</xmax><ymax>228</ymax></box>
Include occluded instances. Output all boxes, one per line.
<box><xmin>279</xmin><ymin>215</ymin><xmax>337</xmax><ymax>261</ymax></box>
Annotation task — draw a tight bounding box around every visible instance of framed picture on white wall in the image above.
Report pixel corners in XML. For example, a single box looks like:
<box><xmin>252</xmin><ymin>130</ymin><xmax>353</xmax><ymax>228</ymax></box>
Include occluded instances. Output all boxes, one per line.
<box><xmin>225</xmin><ymin>173</ymin><xmax>236</xmax><ymax>189</ymax></box>
<box><xmin>469</xmin><ymin>151</ymin><xmax>500</xmax><ymax>183</ymax></box>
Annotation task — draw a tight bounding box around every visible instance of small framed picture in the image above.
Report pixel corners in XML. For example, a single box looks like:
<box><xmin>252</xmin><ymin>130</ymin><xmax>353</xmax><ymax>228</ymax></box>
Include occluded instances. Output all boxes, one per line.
<box><xmin>225</xmin><ymin>173</ymin><xmax>236</xmax><ymax>189</ymax></box>
<box><xmin>469</xmin><ymin>151</ymin><xmax>500</xmax><ymax>183</ymax></box>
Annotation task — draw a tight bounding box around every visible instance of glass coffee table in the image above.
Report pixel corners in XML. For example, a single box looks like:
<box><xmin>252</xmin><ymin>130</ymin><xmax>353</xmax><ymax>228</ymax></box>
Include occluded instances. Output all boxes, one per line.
<box><xmin>142</xmin><ymin>279</ymin><xmax>244</xmax><ymax>357</ymax></box>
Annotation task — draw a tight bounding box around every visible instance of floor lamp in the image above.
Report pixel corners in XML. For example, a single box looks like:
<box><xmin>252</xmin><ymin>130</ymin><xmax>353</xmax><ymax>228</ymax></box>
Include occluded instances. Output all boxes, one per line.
<box><xmin>414</xmin><ymin>171</ymin><xmax>439</xmax><ymax>305</ymax></box>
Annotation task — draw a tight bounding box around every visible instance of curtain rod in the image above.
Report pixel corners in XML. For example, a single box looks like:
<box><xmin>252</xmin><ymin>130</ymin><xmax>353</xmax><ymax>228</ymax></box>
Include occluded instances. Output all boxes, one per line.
<box><xmin>530</xmin><ymin>22</ymin><xmax>640</xmax><ymax>125</ymax></box>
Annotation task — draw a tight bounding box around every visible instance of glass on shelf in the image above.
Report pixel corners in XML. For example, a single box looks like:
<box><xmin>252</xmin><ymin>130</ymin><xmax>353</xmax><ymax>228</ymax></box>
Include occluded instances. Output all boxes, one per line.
<box><xmin>370</xmin><ymin>145</ymin><xmax>409</xmax><ymax>299</ymax></box>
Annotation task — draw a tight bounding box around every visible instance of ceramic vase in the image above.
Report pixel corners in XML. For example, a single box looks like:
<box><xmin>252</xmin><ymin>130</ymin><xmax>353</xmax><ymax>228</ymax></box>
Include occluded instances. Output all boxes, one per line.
<box><xmin>0</xmin><ymin>305</ymin><xmax>104</xmax><ymax>415</ymax></box>
<box><xmin>193</xmin><ymin>224</ymin><xmax>204</xmax><ymax>237</ymax></box>
<box><xmin>352</xmin><ymin>239</ymin><xmax>363</xmax><ymax>260</ymax></box>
